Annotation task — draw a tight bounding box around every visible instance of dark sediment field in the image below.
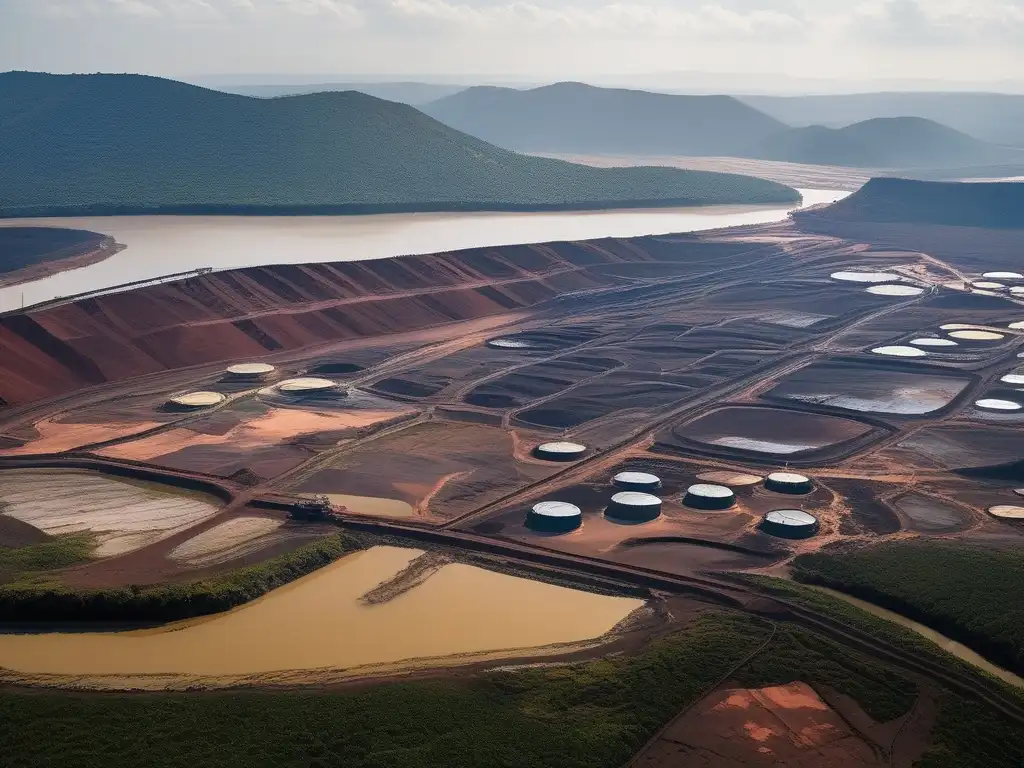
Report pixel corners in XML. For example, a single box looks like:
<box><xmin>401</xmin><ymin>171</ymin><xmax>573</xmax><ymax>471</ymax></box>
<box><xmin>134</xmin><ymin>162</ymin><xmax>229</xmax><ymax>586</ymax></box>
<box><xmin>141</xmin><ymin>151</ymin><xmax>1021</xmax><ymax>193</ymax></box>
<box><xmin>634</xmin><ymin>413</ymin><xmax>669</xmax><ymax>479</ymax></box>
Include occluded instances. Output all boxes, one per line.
<box><xmin>0</xmin><ymin>227</ymin><xmax>117</xmax><ymax>285</ymax></box>
<box><xmin>763</xmin><ymin>360</ymin><xmax>976</xmax><ymax>416</ymax></box>
<box><xmin>826</xmin><ymin>479</ymin><xmax>903</xmax><ymax>535</ymax></box>
<box><xmin>656</xmin><ymin>405</ymin><xmax>883</xmax><ymax>464</ymax></box>
<box><xmin>893</xmin><ymin>492</ymin><xmax>973</xmax><ymax>533</ymax></box>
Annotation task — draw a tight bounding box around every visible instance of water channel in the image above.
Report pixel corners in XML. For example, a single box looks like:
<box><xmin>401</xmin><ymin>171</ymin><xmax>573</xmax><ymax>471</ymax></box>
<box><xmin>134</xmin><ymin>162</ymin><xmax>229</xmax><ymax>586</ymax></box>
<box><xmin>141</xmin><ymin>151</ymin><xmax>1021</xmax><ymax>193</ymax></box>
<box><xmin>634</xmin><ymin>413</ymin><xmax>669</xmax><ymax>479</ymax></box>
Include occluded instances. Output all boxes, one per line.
<box><xmin>0</xmin><ymin>189</ymin><xmax>846</xmax><ymax>312</ymax></box>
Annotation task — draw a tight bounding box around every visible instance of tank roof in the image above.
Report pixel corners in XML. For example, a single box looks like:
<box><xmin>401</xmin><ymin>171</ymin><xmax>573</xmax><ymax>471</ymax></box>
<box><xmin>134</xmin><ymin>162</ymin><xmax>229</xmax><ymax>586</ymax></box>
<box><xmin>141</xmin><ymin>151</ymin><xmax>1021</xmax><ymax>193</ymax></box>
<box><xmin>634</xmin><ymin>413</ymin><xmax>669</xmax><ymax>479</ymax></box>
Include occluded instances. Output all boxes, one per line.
<box><xmin>537</xmin><ymin>441</ymin><xmax>587</xmax><ymax>453</ymax></box>
<box><xmin>278</xmin><ymin>377</ymin><xmax>338</xmax><ymax>393</ymax></box>
<box><xmin>984</xmin><ymin>271</ymin><xmax>1024</xmax><ymax>279</ymax></box>
<box><xmin>768</xmin><ymin>472</ymin><xmax>810</xmax><ymax>484</ymax></box>
<box><xmin>949</xmin><ymin>330</ymin><xmax>1005</xmax><ymax>341</ymax></box>
<box><xmin>764</xmin><ymin>509</ymin><xmax>817</xmax><ymax>526</ymax></box>
<box><xmin>169</xmin><ymin>391</ymin><xmax>225</xmax><ymax>407</ymax></box>
<box><xmin>972</xmin><ymin>281</ymin><xmax>1007</xmax><ymax>290</ymax></box>
<box><xmin>999</xmin><ymin>374</ymin><xmax>1024</xmax><ymax>385</ymax></box>
<box><xmin>989</xmin><ymin>505</ymin><xmax>1024</xmax><ymax>519</ymax></box>
<box><xmin>866</xmin><ymin>284</ymin><xmax>924</xmax><ymax>296</ymax></box>
<box><xmin>610</xmin><ymin>492</ymin><xmax>662</xmax><ymax>506</ymax></box>
<box><xmin>871</xmin><ymin>345</ymin><xmax>928</xmax><ymax>357</ymax></box>
<box><xmin>830</xmin><ymin>271</ymin><xmax>898</xmax><ymax>283</ymax></box>
<box><xmin>227</xmin><ymin>363</ymin><xmax>276</xmax><ymax>375</ymax></box>
<box><xmin>613</xmin><ymin>471</ymin><xmax>660</xmax><ymax>485</ymax></box>
<box><xmin>976</xmin><ymin>398</ymin><xmax>1022</xmax><ymax>411</ymax></box>
<box><xmin>531</xmin><ymin>501</ymin><xmax>582</xmax><ymax>518</ymax></box>
<box><xmin>909</xmin><ymin>337</ymin><xmax>958</xmax><ymax>347</ymax></box>
<box><xmin>487</xmin><ymin>338</ymin><xmax>533</xmax><ymax>349</ymax></box>
<box><xmin>686</xmin><ymin>484</ymin><xmax>734</xmax><ymax>498</ymax></box>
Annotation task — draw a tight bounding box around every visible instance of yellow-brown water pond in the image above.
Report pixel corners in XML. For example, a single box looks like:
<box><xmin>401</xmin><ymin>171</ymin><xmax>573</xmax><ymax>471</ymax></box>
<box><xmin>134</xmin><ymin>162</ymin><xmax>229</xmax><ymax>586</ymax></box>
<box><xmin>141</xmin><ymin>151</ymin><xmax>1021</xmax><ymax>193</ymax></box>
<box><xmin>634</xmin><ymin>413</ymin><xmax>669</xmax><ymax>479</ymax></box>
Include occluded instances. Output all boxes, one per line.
<box><xmin>0</xmin><ymin>546</ymin><xmax>644</xmax><ymax>682</ymax></box>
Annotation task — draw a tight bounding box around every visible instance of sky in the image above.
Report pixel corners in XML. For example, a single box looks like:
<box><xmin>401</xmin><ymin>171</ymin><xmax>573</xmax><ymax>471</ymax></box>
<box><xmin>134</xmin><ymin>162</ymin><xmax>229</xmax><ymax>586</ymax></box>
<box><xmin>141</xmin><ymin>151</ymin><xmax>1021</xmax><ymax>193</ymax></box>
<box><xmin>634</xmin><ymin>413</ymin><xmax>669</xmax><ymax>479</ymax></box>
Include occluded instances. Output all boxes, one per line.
<box><xmin>1</xmin><ymin>0</ymin><xmax>1023</xmax><ymax>90</ymax></box>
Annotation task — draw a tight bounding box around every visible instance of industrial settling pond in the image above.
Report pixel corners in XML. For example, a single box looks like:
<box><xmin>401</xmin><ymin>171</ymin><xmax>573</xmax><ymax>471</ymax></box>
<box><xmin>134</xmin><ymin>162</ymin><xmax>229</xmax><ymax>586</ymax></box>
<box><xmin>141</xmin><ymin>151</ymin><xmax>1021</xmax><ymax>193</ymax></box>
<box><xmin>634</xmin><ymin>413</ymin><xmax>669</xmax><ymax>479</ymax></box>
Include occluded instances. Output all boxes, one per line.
<box><xmin>0</xmin><ymin>546</ymin><xmax>643</xmax><ymax>687</ymax></box>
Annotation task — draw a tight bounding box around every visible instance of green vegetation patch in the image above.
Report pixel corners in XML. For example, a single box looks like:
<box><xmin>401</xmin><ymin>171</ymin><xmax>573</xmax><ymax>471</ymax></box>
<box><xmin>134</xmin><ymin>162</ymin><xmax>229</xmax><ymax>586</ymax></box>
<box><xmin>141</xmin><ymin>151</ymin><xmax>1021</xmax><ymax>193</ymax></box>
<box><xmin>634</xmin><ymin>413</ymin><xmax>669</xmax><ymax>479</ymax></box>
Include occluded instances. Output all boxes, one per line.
<box><xmin>0</xmin><ymin>533</ymin><xmax>360</xmax><ymax>623</ymax></box>
<box><xmin>0</xmin><ymin>533</ymin><xmax>94</xmax><ymax>585</ymax></box>
<box><xmin>0</xmin><ymin>613</ymin><xmax>770</xmax><ymax>768</ymax></box>
<box><xmin>918</xmin><ymin>694</ymin><xmax>1024</xmax><ymax>768</ymax></box>
<box><xmin>792</xmin><ymin>541</ymin><xmax>1024</xmax><ymax>675</ymax></box>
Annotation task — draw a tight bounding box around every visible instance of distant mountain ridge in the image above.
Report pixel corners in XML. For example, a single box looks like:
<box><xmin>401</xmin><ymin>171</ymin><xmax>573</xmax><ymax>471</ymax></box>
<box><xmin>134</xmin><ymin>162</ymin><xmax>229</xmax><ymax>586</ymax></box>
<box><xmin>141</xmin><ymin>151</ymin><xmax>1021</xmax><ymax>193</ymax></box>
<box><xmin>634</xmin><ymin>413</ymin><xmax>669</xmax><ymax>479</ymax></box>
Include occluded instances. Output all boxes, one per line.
<box><xmin>742</xmin><ymin>92</ymin><xmax>1024</xmax><ymax>148</ymax></box>
<box><xmin>216</xmin><ymin>81</ymin><xmax>465</xmax><ymax>105</ymax></box>
<box><xmin>798</xmin><ymin>178</ymin><xmax>1024</xmax><ymax>228</ymax></box>
<box><xmin>422</xmin><ymin>82</ymin><xmax>788</xmax><ymax>156</ymax></box>
<box><xmin>747</xmin><ymin>117</ymin><xmax>1019</xmax><ymax>168</ymax></box>
<box><xmin>0</xmin><ymin>72</ymin><xmax>799</xmax><ymax>217</ymax></box>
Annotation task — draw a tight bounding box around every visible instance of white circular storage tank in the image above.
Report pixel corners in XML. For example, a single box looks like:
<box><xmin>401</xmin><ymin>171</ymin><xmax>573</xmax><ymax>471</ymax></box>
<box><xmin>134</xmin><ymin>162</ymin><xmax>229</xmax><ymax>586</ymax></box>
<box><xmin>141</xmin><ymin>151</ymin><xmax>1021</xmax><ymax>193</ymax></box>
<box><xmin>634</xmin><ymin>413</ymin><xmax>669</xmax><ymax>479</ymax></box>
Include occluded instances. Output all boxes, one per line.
<box><xmin>988</xmin><ymin>505</ymin><xmax>1024</xmax><ymax>519</ymax></box>
<box><xmin>940</xmin><ymin>323</ymin><xmax>992</xmax><ymax>332</ymax></box>
<box><xmin>487</xmin><ymin>338</ymin><xmax>533</xmax><ymax>350</ymax></box>
<box><xmin>984</xmin><ymin>272</ymin><xmax>1024</xmax><ymax>280</ymax></box>
<box><xmin>606</xmin><ymin>492</ymin><xmax>662</xmax><ymax>522</ymax></box>
<box><xmin>534</xmin><ymin>441</ymin><xmax>587</xmax><ymax>462</ymax></box>
<box><xmin>765</xmin><ymin>472</ymin><xmax>814</xmax><ymax>495</ymax></box>
<box><xmin>871</xmin><ymin>345</ymin><xmax>928</xmax><ymax>358</ymax></box>
<box><xmin>225</xmin><ymin>362</ymin><xmax>276</xmax><ymax>380</ymax></box>
<box><xmin>526</xmin><ymin>501</ymin><xmax>583</xmax><ymax>532</ymax></box>
<box><xmin>866</xmin><ymin>284</ymin><xmax>925</xmax><ymax>297</ymax></box>
<box><xmin>999</xmin><ymin>373</ymin><xmax>1024</xmax><ymax>385</ymax></box>
<box><xmin>683</xmin><ymin>483</ymin><xmax>736</xmax><ymax>511</ymax></box>
<box><xmin>972</xmin><ymin>281</ymin><xmax>1007</xmax><ymax>291</ymax></box>
<box><xmin>278</xmin><ymin>377</ymin><xmax>341</xmax><ymax>395</ymax></box>
<box><xmin>761</xmin><ymin>509</ymin><xmax>819</xmax><ymax>539</ymax></box>
<box><xmin>909</xmin><ymin>337</ymin><xmax>959</xmax><ymax>348</ymax></box>
<box><xmin>1009</xmin><ymin>321</ymin><xmax>1024</xmax><ymax>330</ymax></box>
<box><xmin>975</xmin><ymin>398</ymin><xmax>1023</xmax><ymax>411</ymax></box>
<box><xmin>612</xmin><ymin>471</ymin><xmax>662</xmax><ymax>492</ymax></box>
<box><xmin>1012</xmin><ymin>288</ymin><xmax>1024</xmax><ymax>297</ymax></box>
<box><xmin>168</xmin><ymin>391</ymin><xmax>226</xmax><ymax>409</ymax></box>
<box><xmin>948</xmin><ymin>330</ymin><xmax>1006</xmax><ymax>343</ymax></box>
<box><xmin>830</xmin><ymin>271</ymin><xmax>899</xmax><ymax>284</ymax></box>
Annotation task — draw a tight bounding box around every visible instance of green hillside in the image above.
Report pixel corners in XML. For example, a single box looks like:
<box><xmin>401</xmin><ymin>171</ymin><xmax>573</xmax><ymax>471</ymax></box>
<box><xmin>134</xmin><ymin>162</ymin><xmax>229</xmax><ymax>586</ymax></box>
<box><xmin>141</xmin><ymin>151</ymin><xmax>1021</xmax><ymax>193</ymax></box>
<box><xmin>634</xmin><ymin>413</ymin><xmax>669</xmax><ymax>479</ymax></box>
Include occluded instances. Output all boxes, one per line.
<box><xmin>0</xmin><ymin>72</ymin><xmax>799</xmax><ymax>217</ymax></box>
<box><xmin>422</xmin><ymin>81</ymin><xmax>788</xmax><ymax>156</ymax></box>
<box><xmin>747</xmin><ymin>117</ymin><xmax>1018</xmax><ymax>168</ymax></box>
<box><xmin>802</xmin><ymin>177</ymin><xmax>1024</xmax><ymax>228</ymax></box>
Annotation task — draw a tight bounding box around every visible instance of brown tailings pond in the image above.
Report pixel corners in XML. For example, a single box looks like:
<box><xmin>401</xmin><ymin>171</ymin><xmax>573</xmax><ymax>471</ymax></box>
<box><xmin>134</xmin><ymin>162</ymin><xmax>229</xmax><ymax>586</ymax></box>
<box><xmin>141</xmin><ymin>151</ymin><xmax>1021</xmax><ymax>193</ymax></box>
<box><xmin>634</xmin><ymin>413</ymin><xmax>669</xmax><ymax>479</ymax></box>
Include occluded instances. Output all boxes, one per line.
<box><xmin>0</xmin><ymin>546</ymin><xmax>643</xmax><ymax>687</ymax></box>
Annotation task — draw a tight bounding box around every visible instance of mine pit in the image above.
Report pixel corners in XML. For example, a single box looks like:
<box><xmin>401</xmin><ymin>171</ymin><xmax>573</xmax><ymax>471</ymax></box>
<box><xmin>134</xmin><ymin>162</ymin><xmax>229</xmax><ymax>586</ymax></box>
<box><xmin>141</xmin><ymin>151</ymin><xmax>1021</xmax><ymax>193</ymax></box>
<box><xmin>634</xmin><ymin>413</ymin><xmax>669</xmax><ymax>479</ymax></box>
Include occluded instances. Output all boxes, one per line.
<box><xmin>866</xmin><ymin>284</ymin><xmax>925</xmax><ymax>297</ymax></box>
<box><xmin>0</xmin><ymin>469</ymin><xmax>222</xmax><ymax>557</ymax></box>
<box><xmin>765</xmin><ymin>361</ymin><xmax>973</xmax><ymax>416</ymax></box>
<box><xmin>870</xmin><ymin>345</ymin><xmax>928</xmax><ymax>357</ymax></box>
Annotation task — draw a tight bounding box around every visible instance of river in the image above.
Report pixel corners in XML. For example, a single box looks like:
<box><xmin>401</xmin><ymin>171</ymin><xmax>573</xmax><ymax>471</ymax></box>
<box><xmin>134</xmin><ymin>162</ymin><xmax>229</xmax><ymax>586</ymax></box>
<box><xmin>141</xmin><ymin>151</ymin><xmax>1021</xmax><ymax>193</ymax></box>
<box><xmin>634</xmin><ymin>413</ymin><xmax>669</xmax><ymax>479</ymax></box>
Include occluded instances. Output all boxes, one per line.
<box><xmin>0</xmin><ymin>189</ymin><xmax>846</xmax><ymax>313</ymax></box>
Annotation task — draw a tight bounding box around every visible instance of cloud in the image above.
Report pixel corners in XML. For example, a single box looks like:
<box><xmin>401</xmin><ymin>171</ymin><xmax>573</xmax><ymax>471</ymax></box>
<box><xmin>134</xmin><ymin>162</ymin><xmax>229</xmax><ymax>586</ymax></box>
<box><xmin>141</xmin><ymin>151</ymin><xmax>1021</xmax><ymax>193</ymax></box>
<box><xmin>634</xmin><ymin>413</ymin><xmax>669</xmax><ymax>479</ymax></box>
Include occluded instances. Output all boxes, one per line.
<box><xmin>845</xmin><ymin>0</ymin><xmax>1024</xmax><ymax>44</ymax></box>
<box><xmin>385</xmin><ymin>1</ymin><xmax>804</xmax><ymax>38</ymax></box>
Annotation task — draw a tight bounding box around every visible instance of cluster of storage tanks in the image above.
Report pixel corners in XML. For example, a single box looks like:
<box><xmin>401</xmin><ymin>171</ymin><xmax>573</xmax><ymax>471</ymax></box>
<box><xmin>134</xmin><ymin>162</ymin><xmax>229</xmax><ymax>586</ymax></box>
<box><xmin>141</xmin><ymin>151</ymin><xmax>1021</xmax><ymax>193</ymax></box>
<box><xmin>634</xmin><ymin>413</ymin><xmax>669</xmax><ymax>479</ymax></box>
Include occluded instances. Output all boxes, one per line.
<box><xmin>164</xmin><ymin>362</ymin><xmax>351</xmax><ymax>410</ymax></box>
<box><xmin>525</xmin><ymin>464</ymin><xmax>819</xmax><ymax>539</ymax></box>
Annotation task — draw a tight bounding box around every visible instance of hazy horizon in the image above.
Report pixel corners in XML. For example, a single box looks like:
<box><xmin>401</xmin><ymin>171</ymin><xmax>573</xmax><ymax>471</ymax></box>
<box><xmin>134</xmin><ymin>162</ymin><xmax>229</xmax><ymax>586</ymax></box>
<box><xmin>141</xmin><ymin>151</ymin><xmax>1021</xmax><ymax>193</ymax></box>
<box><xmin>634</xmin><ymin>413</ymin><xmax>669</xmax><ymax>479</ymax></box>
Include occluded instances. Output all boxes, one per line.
<box><xmin>2</xmin><ymin>0</ymin><xmax>1022</xmax><ymax>96</ymax></box>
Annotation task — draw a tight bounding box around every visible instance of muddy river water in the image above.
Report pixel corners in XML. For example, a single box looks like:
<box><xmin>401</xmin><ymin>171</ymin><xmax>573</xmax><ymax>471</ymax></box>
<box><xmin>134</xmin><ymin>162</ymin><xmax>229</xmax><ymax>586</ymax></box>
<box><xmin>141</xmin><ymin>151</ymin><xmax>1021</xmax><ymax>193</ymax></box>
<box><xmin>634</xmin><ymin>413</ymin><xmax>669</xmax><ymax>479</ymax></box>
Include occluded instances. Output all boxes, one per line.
<box><xmin>0</xmin><ymin>189</ymin><xmax>845</xmax><ymax>312</ymax></box>
<box><xmin>0</xmin><ymin>546</ymin><xmax>643</xmax><ymax>684</ymax></box>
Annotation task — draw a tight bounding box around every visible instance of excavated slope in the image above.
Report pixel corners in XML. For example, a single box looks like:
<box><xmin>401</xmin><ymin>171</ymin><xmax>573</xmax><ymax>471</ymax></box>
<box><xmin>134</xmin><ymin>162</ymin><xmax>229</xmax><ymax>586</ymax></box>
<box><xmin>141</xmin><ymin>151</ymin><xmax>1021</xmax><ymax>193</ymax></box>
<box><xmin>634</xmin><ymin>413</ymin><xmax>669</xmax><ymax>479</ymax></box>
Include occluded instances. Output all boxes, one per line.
<box><xmin>0</xmin><ymin>238</ymin><xmax>765</xmax><ymax>406</ymax></box>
